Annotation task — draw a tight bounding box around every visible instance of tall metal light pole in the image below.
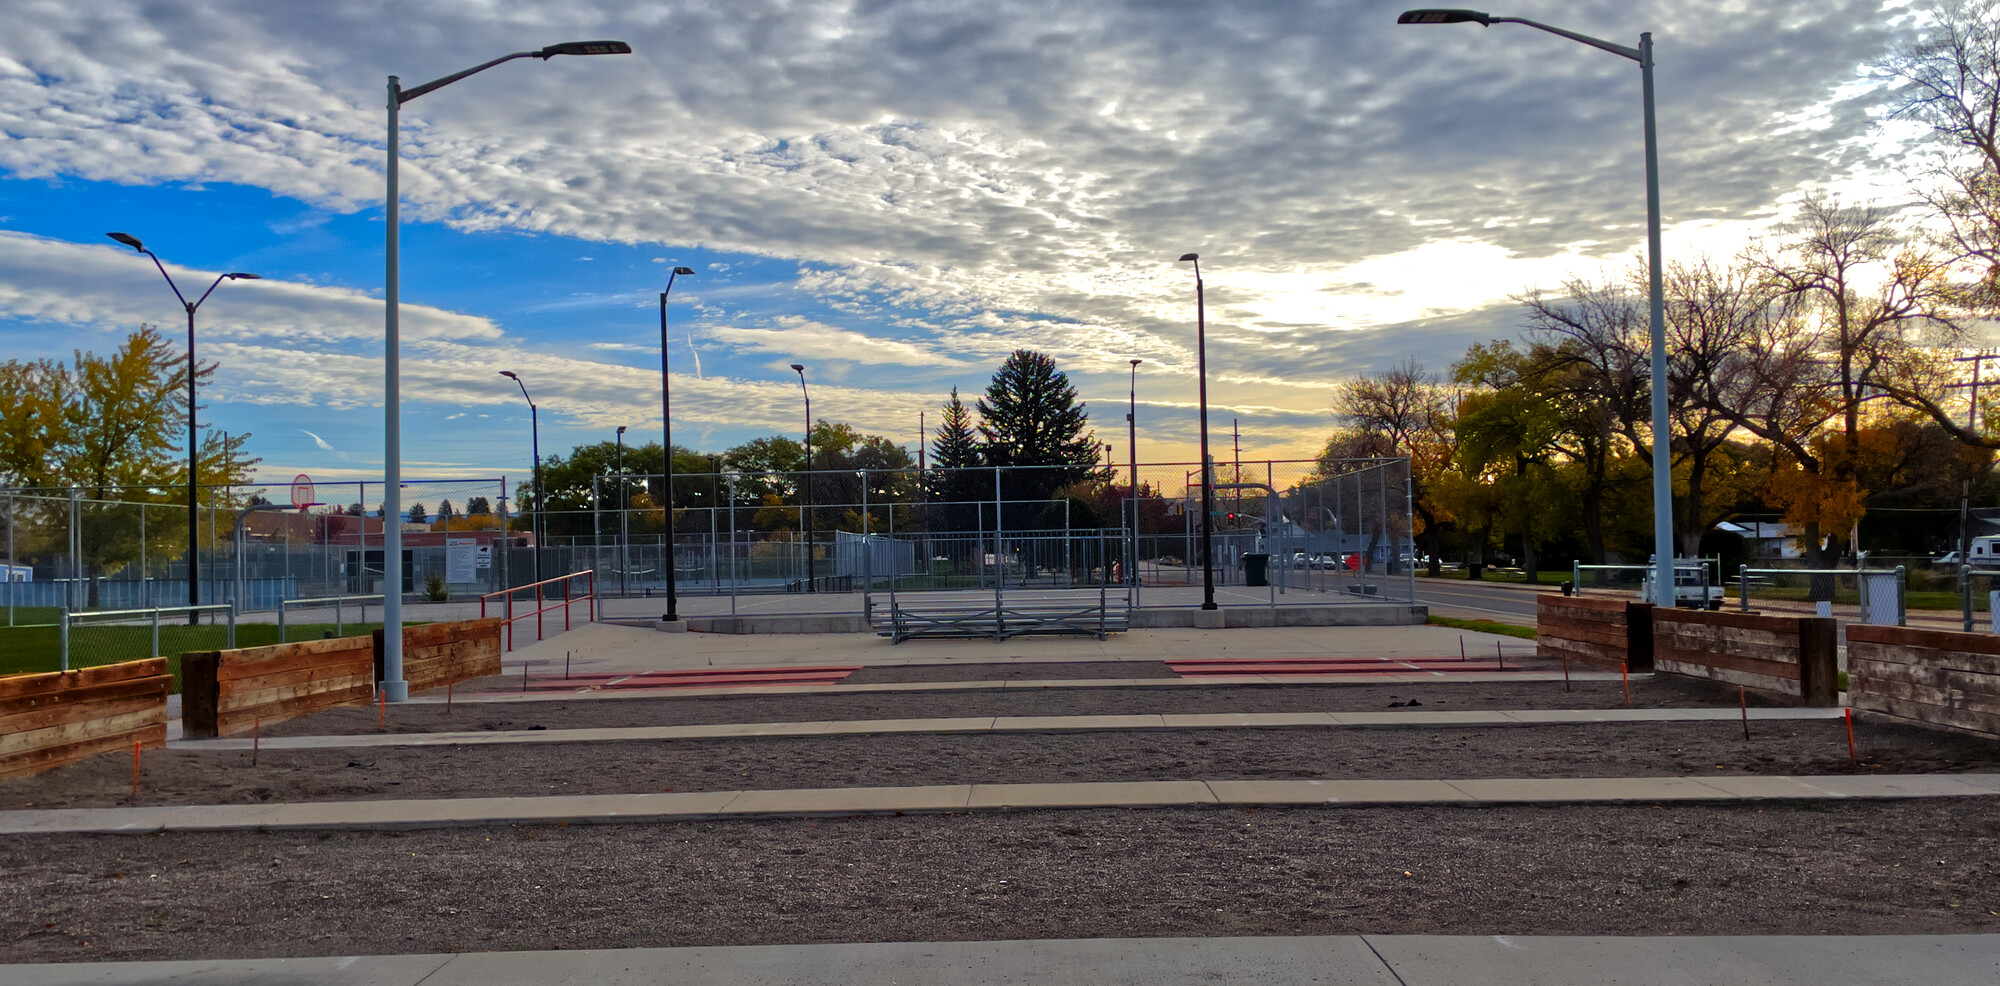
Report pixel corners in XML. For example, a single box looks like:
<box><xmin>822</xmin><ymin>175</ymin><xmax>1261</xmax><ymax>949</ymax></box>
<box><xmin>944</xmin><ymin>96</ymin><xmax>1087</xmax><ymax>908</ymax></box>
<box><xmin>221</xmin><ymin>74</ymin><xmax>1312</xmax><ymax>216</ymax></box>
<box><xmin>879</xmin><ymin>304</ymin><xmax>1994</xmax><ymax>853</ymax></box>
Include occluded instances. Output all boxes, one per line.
<box><xmin>498</xmin><ymin>371</ymin><xmax>543</xmax><ymax>586</ymax></box>
<box><xmin>381</xmin><ymin>39</ymin><xmax>630</xmax><ymax>702</ymax></box>
<box><xmin>1127</xmin><ymin>358</ymin><xmax>1142</xmax><ymax>587</ymax></box>
<box><xmin>615</xmin><ymin>425</ymin><xmax>627</xmax><ymax>598</ymax></box>
<box><xmin>658</xmin><ymin>266</ymin><xmax>695</xmax><ymax>622</ymax></box>
<box><xmin>106</xmin><ymin>233</ymin><xmax>259</xmax><ymax>622</ymax></box>
<box><xmin>1177</xmin><ymin>254</ymin><xmax>1218</xmax><ymax>611</ymax></box>
<box><xmin>1397</xmin><ymin>9</ymin><xmax>1672</xmax><ymax>607</ymax></box>
<box><xmin>791</xmin><ymin>364</ymin><xmax>816</xmax><ymax>592</ymax></box>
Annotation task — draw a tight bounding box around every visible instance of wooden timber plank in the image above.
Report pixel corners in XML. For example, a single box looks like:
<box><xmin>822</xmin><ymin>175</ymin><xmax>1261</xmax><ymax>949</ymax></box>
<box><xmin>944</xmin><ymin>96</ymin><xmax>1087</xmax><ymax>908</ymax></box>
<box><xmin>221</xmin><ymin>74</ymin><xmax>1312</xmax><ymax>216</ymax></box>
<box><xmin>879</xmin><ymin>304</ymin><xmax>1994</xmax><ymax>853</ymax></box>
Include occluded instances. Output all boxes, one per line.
<box><xmin>0</xmin><ymin>706</ymin><xmax>168</xmax><ymax>758</ymax></box>
<box><xmin>1851</xmin><ymin>692</ymin><xmax>2000</xmax><ymax>739</ymax></box>
<box><xmin>1849</xmin><ymin>658</ymin><xmax>2000</xmax><ymax>700</ymax></box>
<box><xmin>217</xmin><ymin>659</ymin><xmax>374</xmax><ymax>699</ymax></box>
<box><xmin>215</xmin><ymin>645</ymin><xmax>373</xmax><ymax>682</ymax></box>
<box><xmin>1537</xmin><ymin>594</ymin><xmax>1628</xmax><ymax>616</ymax></box>
<box><xmin>0</xmin><ymin>659</ymin><xmax>167</xmax><ymax>700</ymax></box>
<box><xmin>0</xmin><ymin>690</ymin><xmax>166</xmax><ymax>737</ymax></box>
<box><xmin>1655</xmin><ymin>659</ymin><xmax>1800</xmax><ymax>698</ymax></box>
<box><xmin>1655</xmin><ymin>645</ymin><xmax>1800</xmax><ymax>681</ymax></box>
<box><xmin>1847</xmin><ymin>624</ymin><xmax>2000</xmax><ymax>658</ymax></box>
<box><xmin>1653</xmin><ymin>609</ymin><xmax>1807</xmax><ymax>636</ymax></box>
<box><xmin>0</xmin><ymin>723</ymin><xmax>166</xmax><ymax>780</ymax></box>
<box><xmin>1849</xmin><ymin>668</ymin><xmax>2000</xmax><ymax>711</ymax></box>
<box><xmin>1847</xmin><ymin>642</ymin><xmax>2000</xmax><ymax>679</ymax></box>
<box><xmin>213</xmin><ymin>635</ymin><xmax>373</xmax><ymax>663</ymax></box>
<box><xmin>222</xmin><ymin>674</ymin><xmax>374</xmax><ymax>716</ymax></box>
<box><xmin>0</xmin><ymin>675</ymin><xmax>174</xmax><ymax>721</ymax></box>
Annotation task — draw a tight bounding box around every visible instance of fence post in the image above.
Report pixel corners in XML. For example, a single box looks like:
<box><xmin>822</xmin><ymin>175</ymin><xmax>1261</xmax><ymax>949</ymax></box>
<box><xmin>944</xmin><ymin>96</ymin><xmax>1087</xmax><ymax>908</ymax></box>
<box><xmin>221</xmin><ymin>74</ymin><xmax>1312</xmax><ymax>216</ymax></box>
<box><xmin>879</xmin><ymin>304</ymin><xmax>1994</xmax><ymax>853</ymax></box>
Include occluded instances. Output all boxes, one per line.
<box><xmin>151</xmin><ymin>608</ymin><xmax>160</xmax><ymax>660</ymax></box>
<box><xmin>226</xmin><ymin>603</ymin><xmax>236</xmax><ymax>649</ymax></box>
<box><xmin>278</xmin><ymin>597</ymin><xmax>288</xmax><ymax>644</ymax></box>
<box><xmin>1739</xmin><ymin>565</ymin><xmax>1750</xmax><ymax>613</ymax></box>
<box><xmin>59</xmin><ymin>607</ymin><xmax>69</xmax><ymax>671</ymax></box>
<box><xmin>1895</xmin><ymin>565</ymin><xmax>1906</xmax><ymax>627</ymax></box>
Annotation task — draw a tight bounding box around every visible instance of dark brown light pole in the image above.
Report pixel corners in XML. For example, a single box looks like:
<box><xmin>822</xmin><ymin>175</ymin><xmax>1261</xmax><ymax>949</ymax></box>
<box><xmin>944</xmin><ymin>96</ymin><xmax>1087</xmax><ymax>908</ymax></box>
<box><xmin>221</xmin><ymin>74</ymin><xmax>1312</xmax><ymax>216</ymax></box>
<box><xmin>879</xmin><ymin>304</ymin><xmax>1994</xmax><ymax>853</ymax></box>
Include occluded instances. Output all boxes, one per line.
<box><xmin>660</xmin><ymin>265</ymin><xmax>694</xmax><ymax>621</ymax></box>
<box><xmin>1178</xmin><ymin>254</ymin><xmax>1216</xmax><ymax>610</ymax></box>
<box><xmin>108</xmin><ymin>232</ymin><xmax>259</xmax><ymax>622</ymax></box>
<box><xmin>791</xmin><ymin>364</ymin><xmax>815</xmax><ymax>592</ymax></box>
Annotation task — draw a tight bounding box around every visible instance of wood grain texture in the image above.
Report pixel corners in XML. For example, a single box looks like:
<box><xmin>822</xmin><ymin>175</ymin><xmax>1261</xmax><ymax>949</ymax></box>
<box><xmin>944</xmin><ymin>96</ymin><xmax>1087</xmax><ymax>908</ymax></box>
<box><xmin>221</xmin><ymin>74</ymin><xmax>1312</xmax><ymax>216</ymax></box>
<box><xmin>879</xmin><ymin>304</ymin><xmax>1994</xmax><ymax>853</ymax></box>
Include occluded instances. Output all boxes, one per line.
<box><xmin>0</xmin><ymin>660</ymin><xmax>168</xmax><ymax>779</ymax></box>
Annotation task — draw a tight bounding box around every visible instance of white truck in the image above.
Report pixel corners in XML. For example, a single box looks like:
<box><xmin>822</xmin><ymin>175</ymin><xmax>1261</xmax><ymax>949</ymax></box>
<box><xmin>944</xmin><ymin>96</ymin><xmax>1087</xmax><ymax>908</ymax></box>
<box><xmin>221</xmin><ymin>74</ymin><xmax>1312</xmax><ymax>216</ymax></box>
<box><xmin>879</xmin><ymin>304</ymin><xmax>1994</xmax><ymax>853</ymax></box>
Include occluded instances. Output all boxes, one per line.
<box><xmin>1638</xmin><ymin>559</ymin><xmax>1726</xmax><ymax>610</ymax></box>
<box><xmin>1934</xmin><ymin>536</ymin><xmax>2000</xmax><ymax>568</ymax></box>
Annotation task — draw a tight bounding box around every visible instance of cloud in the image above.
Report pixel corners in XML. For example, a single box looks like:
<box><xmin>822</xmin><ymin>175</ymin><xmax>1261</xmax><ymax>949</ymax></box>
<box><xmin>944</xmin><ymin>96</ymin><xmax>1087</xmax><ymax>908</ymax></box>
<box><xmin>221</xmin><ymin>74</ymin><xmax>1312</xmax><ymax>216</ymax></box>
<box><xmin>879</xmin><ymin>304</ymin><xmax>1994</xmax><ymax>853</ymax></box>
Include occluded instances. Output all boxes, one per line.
<box><xmin>0</xmin><ymin>0</ymin><xmax>1932</xmax><ymax>468</ymax></box>
<box><xmin>707</xmin><ymin>317</ymin><xmax>971</xmax><ymax>367</ymax></box>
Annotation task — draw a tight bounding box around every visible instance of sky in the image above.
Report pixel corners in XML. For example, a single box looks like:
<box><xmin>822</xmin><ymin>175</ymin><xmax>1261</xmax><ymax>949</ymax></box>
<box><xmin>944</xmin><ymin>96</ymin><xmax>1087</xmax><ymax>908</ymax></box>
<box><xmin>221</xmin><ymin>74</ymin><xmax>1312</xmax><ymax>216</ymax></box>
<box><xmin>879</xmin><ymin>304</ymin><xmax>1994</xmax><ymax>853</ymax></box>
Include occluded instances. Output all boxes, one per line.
<box><xmin>0</xmin><ymin>0</ymin><xmax>1944</xmax><ymax>493</ymax></box>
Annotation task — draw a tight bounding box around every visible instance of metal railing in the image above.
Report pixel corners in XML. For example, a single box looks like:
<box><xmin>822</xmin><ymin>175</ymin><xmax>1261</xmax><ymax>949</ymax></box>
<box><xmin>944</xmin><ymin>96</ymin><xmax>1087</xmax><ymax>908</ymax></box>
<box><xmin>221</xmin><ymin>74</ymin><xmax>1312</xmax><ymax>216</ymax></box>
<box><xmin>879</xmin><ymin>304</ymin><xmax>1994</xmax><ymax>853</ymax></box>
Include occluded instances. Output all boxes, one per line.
<box><xmin>276</xmin><ymin>593</ymin><xmax>386</xmax><ymax>642</ymax></box>
<box><xmin>1738</xmin><ymin>566</ymin><xmax>1906</xmax><ymax>626</ymax></box>
<box><xmin>481</xmin><ymin>570</ymin><xmax>596</xmax><ymax>651</ymax></box>
<box><xmin>61</xmin><ymin>603</ymin><xmax>235</xmax><ymax>673</ymax></box>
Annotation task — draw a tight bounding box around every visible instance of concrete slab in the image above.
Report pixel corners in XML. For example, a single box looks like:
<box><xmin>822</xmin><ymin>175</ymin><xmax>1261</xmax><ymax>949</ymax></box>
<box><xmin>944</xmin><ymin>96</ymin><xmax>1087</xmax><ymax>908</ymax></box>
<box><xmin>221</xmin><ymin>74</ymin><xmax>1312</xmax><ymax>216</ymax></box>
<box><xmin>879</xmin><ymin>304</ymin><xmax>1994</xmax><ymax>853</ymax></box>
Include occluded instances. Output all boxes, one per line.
<box><xmin>1682</xmin><ymin>775</ymin><xmax>1836</xmax><ymax>799</ymax></box>
<box><xmin>720</xmin><ymin>785</ymin><xmax>972</xmax><ymax>815</ymax></box>
<box><xmin>1207</xmin><ymin>779</ymin><xmax>1472</xmax><ymax>805</ymax></box>
<box><xmin>1443</xmin><ymin>777</ymin><xmax>1737</xmax><ymax>803</ymax></box>
<box><xmin>1365</xmin><ymin>933</ymin><xmax>2000</xmax><ymax>986</ymax></box>
<box><xmin>1791</xmin><ymin>775</ymin><xmax>2000</xmax><ymax>799</ymax></box>
<box><xmin>1158</xmin><ymin>713</ymin><xmax>1340</xmax><ymax>728</ymax></box>
<box><xmin>0</xmin><ymin>953</ymin><xmax>457</xmax><ymax>985</ymax></box>
<box><xmin>1329</xmin><ymin>710</ymin><xmax>1520</xmax><ymax>726</ymax></box>
<box><xmin>966</xmin><ymin>780</ymin><xmax>1218</xmax><ymax>809</ymax></box>
<box><xmin>17</xmin><ymin>935</ymin><xmax>2000</xmax><ymax>986</ymax></box>
<box><xmin>989</xmin><ymin>714</ymin><xmax>1167</xmax><ymax>731</ymax></box>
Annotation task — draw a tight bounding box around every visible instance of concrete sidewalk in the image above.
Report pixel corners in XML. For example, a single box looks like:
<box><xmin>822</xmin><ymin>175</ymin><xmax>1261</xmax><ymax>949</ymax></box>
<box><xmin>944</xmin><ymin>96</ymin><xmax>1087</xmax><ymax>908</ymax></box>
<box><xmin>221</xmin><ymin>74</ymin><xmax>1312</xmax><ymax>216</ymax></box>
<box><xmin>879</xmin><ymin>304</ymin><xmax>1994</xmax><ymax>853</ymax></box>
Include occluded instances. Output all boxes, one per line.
<box><xmin>173</xmin><ymin>706</ymin><xmax>1847</xmax><ymax>752</ymax></box>
<box><xmin>8</xmin><ymin>934</ymin><xmax>1999</xmax><ymax>985</ymax></box>
<box><xmin>429</xmin><ymin>670</ymin><xmax>1603</xmax><ymax>704</ymax></box>
<box><xmin>494</xmin><ymin>621</ymin><xmax>1535</xmax><ymax>679</ymax></box>
<box><xmin>6</xmin><ymin>773</ymin><xmax>1997</xmax><ymax>836</ymax></box>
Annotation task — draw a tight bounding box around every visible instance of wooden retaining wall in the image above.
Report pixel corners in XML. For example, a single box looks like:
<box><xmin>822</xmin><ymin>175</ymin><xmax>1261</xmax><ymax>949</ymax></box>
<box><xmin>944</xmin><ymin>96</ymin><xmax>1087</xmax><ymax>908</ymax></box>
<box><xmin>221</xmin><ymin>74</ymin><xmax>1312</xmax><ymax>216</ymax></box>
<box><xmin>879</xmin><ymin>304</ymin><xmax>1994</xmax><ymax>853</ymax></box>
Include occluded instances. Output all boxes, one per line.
<box><xmin>180</xmin><ymin>637</ymin><xmax>375</xmax><ymax>740</ymax></box>
<box><xmin>372</xmin><ymin>619</ymin><xmax>504</xmax><ymax>694</ymax></box>
<box><xmin>1847</xmin><ymin>625</ymin><xmax>2000</xmax><ymax>739</ymax></box>
<box><xmin>0</xmin><ymin>659</ymin><xmax>170</xmax><ymax>779</ymax></box>
<box><xmin>1651</xmin><ymin>610</ymin><xmax>1838</xmax><ymax>707</ymax></box>
<box><xmin>1536</xmin><ymin>595</ymin><xmax>1653</xmax><ymax>672</ymax></box>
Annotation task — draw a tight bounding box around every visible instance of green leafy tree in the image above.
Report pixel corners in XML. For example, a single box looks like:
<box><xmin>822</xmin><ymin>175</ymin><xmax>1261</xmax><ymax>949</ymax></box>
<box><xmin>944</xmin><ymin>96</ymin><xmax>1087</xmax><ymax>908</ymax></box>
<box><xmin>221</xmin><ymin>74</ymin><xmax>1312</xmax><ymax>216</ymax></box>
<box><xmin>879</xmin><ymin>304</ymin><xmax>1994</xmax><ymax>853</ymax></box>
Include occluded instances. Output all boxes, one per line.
<box><xmin>0</xmin><ymin>326</ymin><xmax>256</xmax><ymax>603</ymax></box>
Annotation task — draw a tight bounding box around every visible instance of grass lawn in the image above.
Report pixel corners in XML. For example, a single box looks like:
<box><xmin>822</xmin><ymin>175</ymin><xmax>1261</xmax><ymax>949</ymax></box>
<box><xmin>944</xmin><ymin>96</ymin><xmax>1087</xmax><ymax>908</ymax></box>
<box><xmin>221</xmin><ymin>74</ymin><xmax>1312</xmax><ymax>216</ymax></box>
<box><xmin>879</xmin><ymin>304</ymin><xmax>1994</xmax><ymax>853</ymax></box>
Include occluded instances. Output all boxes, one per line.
<box><xmin>1426</xmin><ymin>615</ymin><xmax>1537</xmax><ymax>639</ymax></box>
<box><xmin>0</xmin><ymin>621</ymin><xmax>388</xmax><ymax>692</ymax></box>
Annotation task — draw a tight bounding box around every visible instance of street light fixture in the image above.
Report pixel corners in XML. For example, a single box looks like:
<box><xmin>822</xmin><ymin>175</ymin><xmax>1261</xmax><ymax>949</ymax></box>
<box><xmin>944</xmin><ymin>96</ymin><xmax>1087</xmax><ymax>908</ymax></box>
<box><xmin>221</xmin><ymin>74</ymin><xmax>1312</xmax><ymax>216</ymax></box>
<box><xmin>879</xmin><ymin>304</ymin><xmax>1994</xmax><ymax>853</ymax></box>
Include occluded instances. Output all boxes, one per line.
<box><xmin>791</xmin><ymin>364</ymin><xmax>815</xmax><ymax>592</ymax></box>
<box><xmin>1127</xmin><ymin>358</ymin><xmax>1142</xmax><ymax>587</ymax></box>
<box><xmin>498</xmin><ymin>371</ymin><xmax>543</xmax><ymax>586</ymax></box>
<box><xmin>615</xmin><ymin>425</ymin><xmax>627</xmax><ymax>598</ymax></box>
<box><xmin>380</xmin><ymin>39</ymin><xmax>629</xmax><ymax>701</ymax></box>
<box><xmin>106</xmin><ymin>232</ymin><xmax>259</xmax><ymax>623</ymax></box>
<box><xmin>1177</xmin><ymin>254</ymin><xmax>1217</xmax><ymax>611</ymax></box>
<box><xmin>1397</xmin><ymin>8</ymin><xmax>1674</xmax><ymax>608</ymax></box>
<box><xmin>659</xmin><ymin>266</ymin><xmax>695</xmax><ymax>622</ymax></box>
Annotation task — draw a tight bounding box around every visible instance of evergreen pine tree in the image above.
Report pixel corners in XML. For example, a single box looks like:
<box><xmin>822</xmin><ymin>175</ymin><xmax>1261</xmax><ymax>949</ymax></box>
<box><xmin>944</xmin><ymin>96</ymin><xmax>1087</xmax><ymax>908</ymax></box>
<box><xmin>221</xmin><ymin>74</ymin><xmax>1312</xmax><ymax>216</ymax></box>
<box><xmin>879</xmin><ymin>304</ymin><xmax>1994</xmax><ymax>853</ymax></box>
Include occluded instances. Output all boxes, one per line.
<box><xmin>928</xmin><ymin>387</ymin><xmax>985</xmax><ymax>535</ymax></box>
<box><xmin>978</xmin><ymin>350</ymin><xmax>1097</xmax><ymax>512</ymax></box>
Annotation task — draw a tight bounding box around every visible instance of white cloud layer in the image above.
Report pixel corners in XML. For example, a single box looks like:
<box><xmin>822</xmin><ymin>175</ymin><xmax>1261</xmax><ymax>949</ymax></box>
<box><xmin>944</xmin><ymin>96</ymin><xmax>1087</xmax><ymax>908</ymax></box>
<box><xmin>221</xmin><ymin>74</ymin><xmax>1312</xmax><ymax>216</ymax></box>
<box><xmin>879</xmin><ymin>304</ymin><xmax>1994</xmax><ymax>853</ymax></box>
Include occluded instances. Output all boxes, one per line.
<box><xmin>0</xmin><ymin>0</ymin><xmax>1933</xmax><ymax>466</ymax></box>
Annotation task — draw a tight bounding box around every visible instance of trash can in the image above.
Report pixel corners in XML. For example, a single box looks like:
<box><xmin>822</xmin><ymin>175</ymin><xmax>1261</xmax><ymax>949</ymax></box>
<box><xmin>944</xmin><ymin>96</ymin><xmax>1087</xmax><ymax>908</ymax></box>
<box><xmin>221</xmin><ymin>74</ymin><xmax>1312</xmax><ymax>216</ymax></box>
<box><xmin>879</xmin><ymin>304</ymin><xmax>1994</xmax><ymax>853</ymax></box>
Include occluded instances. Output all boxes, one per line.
<box><xmin>1244</xmin><ymin>553</ymin><xmax>1270</xmax><ymax>587</ymax></box>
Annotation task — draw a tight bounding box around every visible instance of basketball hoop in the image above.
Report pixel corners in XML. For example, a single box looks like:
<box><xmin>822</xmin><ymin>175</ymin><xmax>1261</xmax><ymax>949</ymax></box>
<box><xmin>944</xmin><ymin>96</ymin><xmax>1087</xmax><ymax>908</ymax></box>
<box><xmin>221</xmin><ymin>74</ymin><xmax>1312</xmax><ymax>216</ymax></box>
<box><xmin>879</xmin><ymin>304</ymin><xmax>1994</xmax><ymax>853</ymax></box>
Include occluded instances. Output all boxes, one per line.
<box><xmin>291</xmin><ymin>474</ymin><xmax>315</xmax><ymax>512</ymax></box>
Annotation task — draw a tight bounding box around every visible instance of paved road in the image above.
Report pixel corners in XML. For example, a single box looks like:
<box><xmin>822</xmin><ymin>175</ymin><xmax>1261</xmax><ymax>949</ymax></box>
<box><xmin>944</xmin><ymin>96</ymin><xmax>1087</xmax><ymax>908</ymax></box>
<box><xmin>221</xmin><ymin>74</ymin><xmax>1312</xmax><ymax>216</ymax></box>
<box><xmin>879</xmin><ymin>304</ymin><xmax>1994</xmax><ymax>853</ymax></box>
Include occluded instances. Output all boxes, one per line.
<box><xmin>1412</xmin><ymin>577</ymin><xmax>1546</xmax><ymax>621</ymax></box>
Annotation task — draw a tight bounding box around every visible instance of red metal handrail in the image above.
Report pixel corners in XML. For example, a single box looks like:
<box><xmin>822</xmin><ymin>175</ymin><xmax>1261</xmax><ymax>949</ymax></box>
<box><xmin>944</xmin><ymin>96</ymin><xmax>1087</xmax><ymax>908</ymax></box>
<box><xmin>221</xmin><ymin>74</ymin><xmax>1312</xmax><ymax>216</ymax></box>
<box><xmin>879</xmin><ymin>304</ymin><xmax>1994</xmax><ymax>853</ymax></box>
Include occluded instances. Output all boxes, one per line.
<box><xmin>480</xmin><ymin>570</ymin><xmax>596</xmax><ymax>651</ymax></box>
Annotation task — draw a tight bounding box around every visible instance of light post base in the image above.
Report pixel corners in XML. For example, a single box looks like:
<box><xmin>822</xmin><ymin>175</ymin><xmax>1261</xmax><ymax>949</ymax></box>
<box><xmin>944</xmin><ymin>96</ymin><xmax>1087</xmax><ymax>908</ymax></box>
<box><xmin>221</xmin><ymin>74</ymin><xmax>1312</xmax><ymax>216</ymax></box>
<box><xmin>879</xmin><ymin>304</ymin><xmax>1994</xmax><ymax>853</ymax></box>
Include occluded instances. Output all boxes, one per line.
<box><xmin>1192</xmin><ymin>609</ymin><xmax>1226</xmax><ymax>629</ymax></box>
<box><xmin>655</xmin><ymin>619</ymin><xmax>689</xmax><ymax>633</ymax></box>
<box><xmin>378</xmin><ymin>680</ymin><xmax>409</xmax><ymax>704</ymax></box>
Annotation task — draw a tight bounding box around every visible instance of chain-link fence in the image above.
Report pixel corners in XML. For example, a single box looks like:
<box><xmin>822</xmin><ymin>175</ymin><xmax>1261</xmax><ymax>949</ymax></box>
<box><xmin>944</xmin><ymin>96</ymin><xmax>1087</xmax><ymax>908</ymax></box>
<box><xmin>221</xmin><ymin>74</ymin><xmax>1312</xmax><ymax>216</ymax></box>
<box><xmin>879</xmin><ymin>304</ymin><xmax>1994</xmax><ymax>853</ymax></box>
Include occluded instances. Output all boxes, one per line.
<box><xmin>1</xmin><ymin>459</ymin><xmax>1413</xmax><ymax>671</ymax></box>
<box><xmin>530</xmin><ymin>457</ymin><xmax>1414</xmax><ymax>616</ymax></box>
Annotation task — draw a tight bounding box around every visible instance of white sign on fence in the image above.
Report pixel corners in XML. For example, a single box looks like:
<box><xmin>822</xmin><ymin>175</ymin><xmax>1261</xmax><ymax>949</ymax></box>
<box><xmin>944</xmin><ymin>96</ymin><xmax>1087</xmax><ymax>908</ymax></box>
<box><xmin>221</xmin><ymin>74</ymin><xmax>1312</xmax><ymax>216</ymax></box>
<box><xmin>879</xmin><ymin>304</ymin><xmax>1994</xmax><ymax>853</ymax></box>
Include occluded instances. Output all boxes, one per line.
<box><xmin>446</xmin><ymin>538</ymin><xmax>478</xmax><ymax>583</ymax></box>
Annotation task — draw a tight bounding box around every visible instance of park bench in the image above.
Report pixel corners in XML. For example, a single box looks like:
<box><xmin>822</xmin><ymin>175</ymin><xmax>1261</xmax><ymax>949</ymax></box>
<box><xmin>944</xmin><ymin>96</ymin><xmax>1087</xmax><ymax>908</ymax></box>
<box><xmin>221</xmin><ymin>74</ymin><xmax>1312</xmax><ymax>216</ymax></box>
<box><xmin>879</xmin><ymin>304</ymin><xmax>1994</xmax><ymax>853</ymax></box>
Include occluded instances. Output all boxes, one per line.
<box><xmin>870</xmin><ymin>588</ymin><xmax>1130</xmax><ymax>643</ymax></box>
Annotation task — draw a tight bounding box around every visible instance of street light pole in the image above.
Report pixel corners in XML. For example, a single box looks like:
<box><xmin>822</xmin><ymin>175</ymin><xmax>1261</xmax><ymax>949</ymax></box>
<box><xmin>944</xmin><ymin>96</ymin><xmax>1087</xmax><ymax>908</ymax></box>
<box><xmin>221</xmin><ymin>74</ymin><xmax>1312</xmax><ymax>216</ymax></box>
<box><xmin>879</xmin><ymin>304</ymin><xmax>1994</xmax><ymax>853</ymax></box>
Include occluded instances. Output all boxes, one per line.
<box><xmin>1127</xmin><ymin>358</ymin><xmax>1142</xmax><ymax>587</ymax></box>
<box><xmin>1178</xmin><ymin>255</ymin><xmax>1217</xmax><ymax>611</ymax></box>
<box><xmin>615</xmin><ymin>425</ymin><xmax>627</xmax><ymax>598</ymax></box>
<box><xmin>499</xmin><ymin>372</ymin><xmax>542</xmax><ymax>586</ymax></box>
<box><xmin>1397</xmin><ymin>9</ymin><xmax>1673</xmax><ymax>608</ymax></box>
<box><xmin>381</xmin><ymin>40</ymin><xmax>629</xmax><ymax>703</ymax></box>
<box><xmin>659</xmin><ymin>266</ymin><xmax>695</xmax><ymax>622</ymax></box>
<box><xmin>106</xmin><ymin>233</ymin><xmax>259</xmax><ymax>624</ymax></box>
<box><xmin>791</xmin><ymin>364</ymin><xmax>815</xmax><ymax>592</ymax></box>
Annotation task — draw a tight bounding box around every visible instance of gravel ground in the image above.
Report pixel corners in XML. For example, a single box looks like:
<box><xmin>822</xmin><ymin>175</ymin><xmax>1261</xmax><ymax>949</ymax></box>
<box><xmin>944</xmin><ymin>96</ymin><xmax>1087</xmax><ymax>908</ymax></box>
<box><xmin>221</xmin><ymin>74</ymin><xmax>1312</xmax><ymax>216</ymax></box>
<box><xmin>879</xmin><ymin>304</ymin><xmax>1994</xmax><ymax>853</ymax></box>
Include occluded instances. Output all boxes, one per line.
<box><xmin>9</xmin><ymin>718</ymin><xmax>1996</xmax><ymax>810</ymax></box>
<box><xmin>4</xmin><ymin>800</ymin><xmax>1997</xmax><ymax>963</ymax></box>
<box><xmin>259</xmin><ymin>676</ymin><xmax>1734</xmax><ymax>738</ymax></box>
<box><xmin>843</xmin><ymin>661</ymin><xmax>1183</xmax><ymax>683</ymax></box>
